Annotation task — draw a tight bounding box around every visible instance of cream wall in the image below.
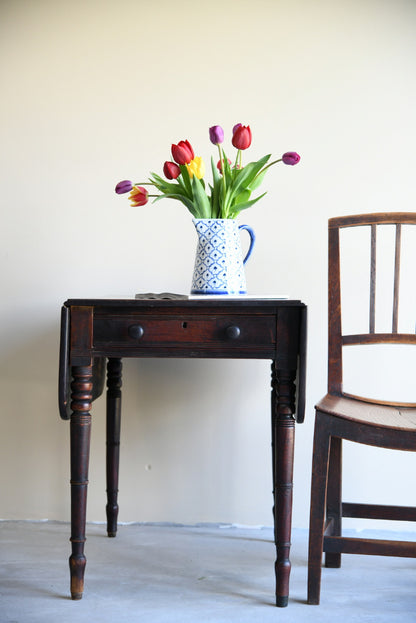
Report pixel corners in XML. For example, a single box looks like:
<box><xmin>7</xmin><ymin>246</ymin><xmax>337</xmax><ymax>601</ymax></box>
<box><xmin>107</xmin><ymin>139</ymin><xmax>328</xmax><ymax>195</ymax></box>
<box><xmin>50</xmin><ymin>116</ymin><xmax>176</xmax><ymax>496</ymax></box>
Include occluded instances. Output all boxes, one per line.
<box><xmin>1</xmin><ymin>0</ymin><xmax>416</xmax><ymax>529</ymax></box>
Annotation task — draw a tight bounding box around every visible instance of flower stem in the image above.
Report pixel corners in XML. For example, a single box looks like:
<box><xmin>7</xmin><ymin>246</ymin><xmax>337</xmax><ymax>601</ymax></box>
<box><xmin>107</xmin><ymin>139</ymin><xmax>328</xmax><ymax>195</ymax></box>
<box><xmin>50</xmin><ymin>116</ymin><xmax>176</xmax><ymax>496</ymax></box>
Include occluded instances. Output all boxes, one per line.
<box><xmin>260</xmin><ymin>157</ymin><xmax>282</xmax><ymax>172</ymax></box>
<box><xmin>234</xmin><ymin>149</ymin><xmax>240</xmax><ymax>170</ymax></box>
<box><xmin>218</xmin><ymin>145</ymin><xmax>227</xmax><ymax>217</ymax></box>
<box><xmin>252</xmin><ymin>158</ymin><xmax>283</xmax><ymax>183</ymax></box>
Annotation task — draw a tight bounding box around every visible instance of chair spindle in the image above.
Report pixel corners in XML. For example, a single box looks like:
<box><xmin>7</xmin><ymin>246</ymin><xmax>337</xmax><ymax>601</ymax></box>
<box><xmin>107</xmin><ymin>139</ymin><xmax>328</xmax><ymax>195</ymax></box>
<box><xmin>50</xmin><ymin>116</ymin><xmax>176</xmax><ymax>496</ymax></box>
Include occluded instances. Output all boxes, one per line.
<box><xmin>392</xmin><ymin>223</ymin><xmax>401</xmax><ymax>333</ymax></box>
<box><xmin>369</xmin><ymin>224</ymin><xmax>377</xmax><ymax>334</ymax></box>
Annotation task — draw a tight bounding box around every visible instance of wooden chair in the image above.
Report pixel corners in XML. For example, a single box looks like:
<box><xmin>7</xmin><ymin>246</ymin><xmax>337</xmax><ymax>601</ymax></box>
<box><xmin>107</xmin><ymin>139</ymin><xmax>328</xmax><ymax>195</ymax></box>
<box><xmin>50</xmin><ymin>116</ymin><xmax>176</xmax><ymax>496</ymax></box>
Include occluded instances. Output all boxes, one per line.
<box><xmin>308</xmin><ymin>212</ymin><xmax>416</xmax><ymax>605</ymax></box>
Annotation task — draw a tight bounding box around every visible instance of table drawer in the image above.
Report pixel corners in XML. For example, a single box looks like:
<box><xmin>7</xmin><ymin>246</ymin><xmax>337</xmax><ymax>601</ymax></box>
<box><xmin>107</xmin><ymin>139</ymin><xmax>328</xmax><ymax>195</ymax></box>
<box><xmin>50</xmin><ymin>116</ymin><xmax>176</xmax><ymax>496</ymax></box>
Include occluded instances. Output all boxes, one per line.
<box><xmin>93</xmin><ymin>314</ymin><xmax>276</xmax><ymax>349</ymax></box>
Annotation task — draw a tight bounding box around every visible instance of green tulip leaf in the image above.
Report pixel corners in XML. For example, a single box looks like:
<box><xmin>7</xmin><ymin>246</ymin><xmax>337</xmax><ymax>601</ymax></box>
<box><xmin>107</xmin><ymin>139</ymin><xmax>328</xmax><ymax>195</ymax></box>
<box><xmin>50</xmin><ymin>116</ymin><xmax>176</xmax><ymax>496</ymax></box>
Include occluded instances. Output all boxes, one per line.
<box><xmin>231</xmin><ymin>155</ymin><xmax>271</xmax><ymax>195</ymax></box>
<box><xmin>153</xmin><ymin>192</ymin><xmax>199</xmax><ymax>217</ymax></box>
<box><xmin>176</xmin><ymin>175</ymin><xmax>193</xmax><ymax>199</ymax></box>
<box><xmin>248</xmin><ymin>168</ymin><xmax>268</xmax><ymax>192</ymax></box>
<box><xmin>150</xmin><ymin>173</ymin><xmax>185</xmax><ymax>196</ymax></box>
<box><xmin>179</xmin><ymin>165</ymin><xmax>193</xmax><ymax>196</ymax></box>
<box><xmin>221</xmin><ymin>149</ymin><xmax>233</xmax><ymax>185</ymax></box>
<box><xmin>191</xmin><ymin>175</ymin><xmax>211</xmax><ymax>218</ymax></box>
<box><xmin>233</xmin><ymin>189</ymin><xmax>251</xmax><ymax>207</ymax></box>
<box><xmin>231</xmin><ymin>192</ymin><xmax>267</xmax><ymax>215</ymax></box>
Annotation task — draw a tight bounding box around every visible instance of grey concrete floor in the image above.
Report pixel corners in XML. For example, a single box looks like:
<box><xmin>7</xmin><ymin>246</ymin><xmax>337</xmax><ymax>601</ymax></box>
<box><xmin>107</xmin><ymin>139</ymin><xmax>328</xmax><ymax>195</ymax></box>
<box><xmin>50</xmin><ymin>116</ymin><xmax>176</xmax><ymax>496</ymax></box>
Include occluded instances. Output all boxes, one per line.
<box><xmin>1</xmin><ymin>520</ymin><xmax>415</xmax><ymax>623</ymax></box>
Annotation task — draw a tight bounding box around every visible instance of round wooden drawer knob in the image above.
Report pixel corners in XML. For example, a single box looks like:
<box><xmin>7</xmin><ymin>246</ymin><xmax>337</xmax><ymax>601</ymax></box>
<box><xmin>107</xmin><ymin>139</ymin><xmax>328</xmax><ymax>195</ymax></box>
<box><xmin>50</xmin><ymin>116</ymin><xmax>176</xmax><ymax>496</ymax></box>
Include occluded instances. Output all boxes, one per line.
<box><xmin>226</xmin><ymin>325</ymin><xmax>241</xmax><ymax>340</ymax></box>
<box><xmin>128</xmin><ymin>324</ymin><xmax>144</xmax><ymax>339</ymax></box>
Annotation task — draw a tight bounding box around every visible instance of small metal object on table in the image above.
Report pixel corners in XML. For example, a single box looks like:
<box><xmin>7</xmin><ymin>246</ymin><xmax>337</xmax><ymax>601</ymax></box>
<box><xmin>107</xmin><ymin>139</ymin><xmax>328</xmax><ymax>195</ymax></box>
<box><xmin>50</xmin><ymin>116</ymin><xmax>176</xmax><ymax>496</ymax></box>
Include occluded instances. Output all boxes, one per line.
<box><xmin>59</xmin><ymin>295</ymin><xmax>307</xmax><ymax>606</ymax></box>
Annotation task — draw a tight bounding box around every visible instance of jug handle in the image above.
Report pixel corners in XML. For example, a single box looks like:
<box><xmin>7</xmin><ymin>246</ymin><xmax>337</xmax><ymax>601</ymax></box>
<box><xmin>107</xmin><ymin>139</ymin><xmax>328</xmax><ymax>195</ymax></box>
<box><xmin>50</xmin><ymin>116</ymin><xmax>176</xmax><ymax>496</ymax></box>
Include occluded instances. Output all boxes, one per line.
<box><xmin>238</xmin><ymin>224</ymin><xmax>256</xmax><ymax>264</ymax></box>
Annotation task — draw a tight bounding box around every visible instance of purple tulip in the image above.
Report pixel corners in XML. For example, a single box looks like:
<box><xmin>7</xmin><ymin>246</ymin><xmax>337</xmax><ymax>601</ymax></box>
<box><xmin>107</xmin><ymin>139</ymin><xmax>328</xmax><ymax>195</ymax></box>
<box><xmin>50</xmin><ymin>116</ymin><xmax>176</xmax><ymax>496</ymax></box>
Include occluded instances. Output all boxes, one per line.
<box><xmin>209</xmin><ymin>125</ymin><xmax>224</xmax><ymax>145</ymax></box>
<box><xmin>115</xmin><ymin>179</ymin><xmax>133</xmax><ymax>194</ymax></box>
<box><xmin>282</xmin><ymin>152</ymin><xmax>301</xmax><ymax>165</ymax></box>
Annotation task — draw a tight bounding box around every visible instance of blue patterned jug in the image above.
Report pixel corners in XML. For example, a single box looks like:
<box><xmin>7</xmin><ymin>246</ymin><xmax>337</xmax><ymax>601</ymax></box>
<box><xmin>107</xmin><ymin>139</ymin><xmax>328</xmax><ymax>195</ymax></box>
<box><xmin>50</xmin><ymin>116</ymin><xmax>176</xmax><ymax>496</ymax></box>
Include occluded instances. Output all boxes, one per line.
<box><xmin>191</xmin><ymin>219</ymin><xmax>255</xmax><ymax>295</ymax></box>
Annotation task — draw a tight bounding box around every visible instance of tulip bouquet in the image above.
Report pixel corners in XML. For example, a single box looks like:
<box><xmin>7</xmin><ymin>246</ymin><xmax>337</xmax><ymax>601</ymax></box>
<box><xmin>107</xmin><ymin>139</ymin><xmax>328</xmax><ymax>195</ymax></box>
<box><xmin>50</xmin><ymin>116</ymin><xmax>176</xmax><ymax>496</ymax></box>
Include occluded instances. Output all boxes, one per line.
<box><xmin>115</xmin><ymin>123</ymin><xmax>300</xmax><ymax>220</ymax></box>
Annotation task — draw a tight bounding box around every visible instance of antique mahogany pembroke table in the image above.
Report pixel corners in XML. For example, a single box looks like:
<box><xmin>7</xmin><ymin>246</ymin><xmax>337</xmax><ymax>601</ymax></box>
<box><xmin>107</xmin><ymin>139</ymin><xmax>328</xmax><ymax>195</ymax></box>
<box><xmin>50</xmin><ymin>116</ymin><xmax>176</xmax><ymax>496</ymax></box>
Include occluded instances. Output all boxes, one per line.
<box><xmin>58</xmin><ymin>296</ymin><xmax>307</xmax><ymax>607</ymax></box>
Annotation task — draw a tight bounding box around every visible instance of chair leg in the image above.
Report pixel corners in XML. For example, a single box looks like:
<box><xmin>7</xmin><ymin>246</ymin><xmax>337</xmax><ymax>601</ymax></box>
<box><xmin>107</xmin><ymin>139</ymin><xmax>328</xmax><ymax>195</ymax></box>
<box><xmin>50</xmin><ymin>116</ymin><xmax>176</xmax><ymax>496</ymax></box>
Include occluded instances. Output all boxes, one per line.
<box><xmin>308</xmin><ymin>412</ymin><xmax>331</xmax><ymax>605</ymax></box>
<box><xmin>106</xmin><ymin>358</ymin><xmax>122</xmax><ymax>537</ymax></box>
<box><xmin>325</xmin><ymin>435</ymin><xmax>342</xmax><ymax>568</ymax></box>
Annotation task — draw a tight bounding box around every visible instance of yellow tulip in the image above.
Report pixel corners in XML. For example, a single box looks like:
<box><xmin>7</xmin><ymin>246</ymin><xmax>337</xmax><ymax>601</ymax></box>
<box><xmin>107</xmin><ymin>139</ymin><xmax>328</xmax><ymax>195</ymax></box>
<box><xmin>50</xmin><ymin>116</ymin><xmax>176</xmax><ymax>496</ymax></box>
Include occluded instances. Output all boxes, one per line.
<box><xmin>186</xmin><ymin>156</ymin><xmax>205</xmax><ymax>179</ymax></box>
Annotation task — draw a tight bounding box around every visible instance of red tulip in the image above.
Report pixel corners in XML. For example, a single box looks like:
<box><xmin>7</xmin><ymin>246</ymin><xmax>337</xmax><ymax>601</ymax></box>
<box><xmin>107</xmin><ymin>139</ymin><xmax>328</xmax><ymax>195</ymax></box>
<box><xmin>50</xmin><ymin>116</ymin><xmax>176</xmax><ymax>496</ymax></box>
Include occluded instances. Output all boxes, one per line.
<box><xmin>232</xmin><ymin>124</ymin><xmax>252</xmax><ymax>150</ymax></box>
<box><xmin>171</xmin><ymin>140</ymin><xmax>194</xmax><ymax>165</ymax></box>
<box><xmin>129</xmin><ymin>185</ymin><xmax>148</xmax><ymax>207</ymax></box>
<box><xmin>216</xmin><ymin>157</ymin><xmax>231</xmax><ymax>173</ymax></box>
<box><xmin>163</xmin><ymin>161</ymin><xmax>181</xmax><ymax>180</ymax></box>
<box><xmin>282</xmin><ymin>151</ymin><xmax>301</xmax><ymax>165</ymax></box>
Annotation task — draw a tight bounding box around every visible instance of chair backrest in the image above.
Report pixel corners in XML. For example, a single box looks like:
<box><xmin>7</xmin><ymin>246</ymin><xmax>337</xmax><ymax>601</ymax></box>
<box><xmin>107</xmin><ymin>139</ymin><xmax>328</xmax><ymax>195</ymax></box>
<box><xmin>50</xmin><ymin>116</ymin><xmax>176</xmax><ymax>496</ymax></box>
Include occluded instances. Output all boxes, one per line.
<box><xmin>328</xmin><ymin>212</ymin><xmax>416</xmax><ymax>406</ymax></box>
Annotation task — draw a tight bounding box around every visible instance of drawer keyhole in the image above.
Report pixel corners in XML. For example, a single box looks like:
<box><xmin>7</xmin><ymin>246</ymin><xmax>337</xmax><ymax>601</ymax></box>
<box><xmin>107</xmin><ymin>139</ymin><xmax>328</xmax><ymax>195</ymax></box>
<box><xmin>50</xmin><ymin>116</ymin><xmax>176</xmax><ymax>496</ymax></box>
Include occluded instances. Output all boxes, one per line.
<box><xmin>182</xmin><ymin>322</ymin><xmax>188</xmax><ymax>329</ymax></box>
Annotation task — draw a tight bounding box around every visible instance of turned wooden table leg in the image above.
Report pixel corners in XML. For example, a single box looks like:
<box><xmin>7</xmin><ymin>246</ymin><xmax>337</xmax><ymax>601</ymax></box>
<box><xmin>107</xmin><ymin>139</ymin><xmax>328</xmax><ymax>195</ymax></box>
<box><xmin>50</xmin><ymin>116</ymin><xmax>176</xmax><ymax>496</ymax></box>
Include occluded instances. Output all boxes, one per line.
<box><xmin>106</xmin><ymin>358</ymin><xmax>122</xmax><ymax>537</ymax></box>
<box><xmin>271</xmin><ymin>364</ymin><xmax>296</xmax><ymax>607</ymax></box>
<box><xmin>69</xmin><ymin>365</ymin><xmax>93</xmax><ymax>600</ymax></box>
